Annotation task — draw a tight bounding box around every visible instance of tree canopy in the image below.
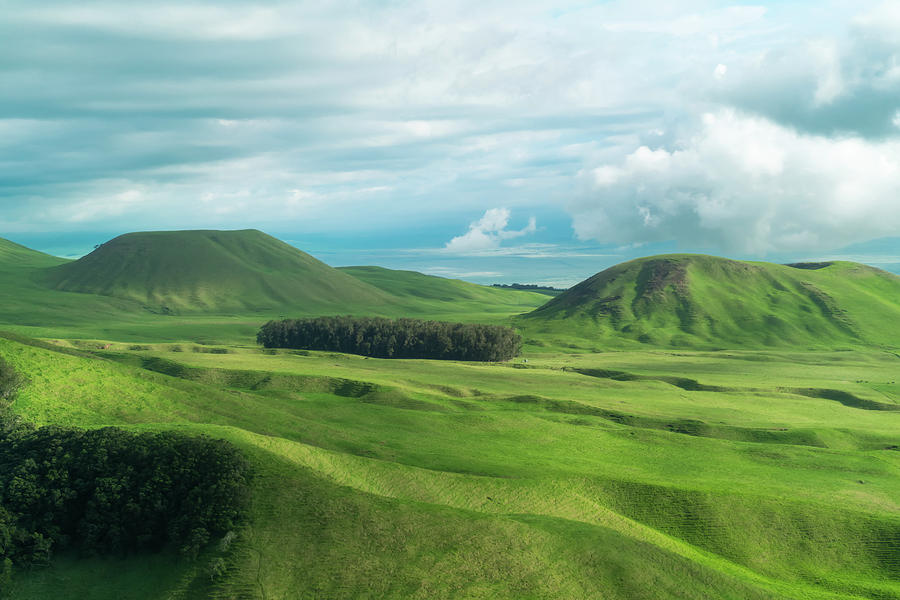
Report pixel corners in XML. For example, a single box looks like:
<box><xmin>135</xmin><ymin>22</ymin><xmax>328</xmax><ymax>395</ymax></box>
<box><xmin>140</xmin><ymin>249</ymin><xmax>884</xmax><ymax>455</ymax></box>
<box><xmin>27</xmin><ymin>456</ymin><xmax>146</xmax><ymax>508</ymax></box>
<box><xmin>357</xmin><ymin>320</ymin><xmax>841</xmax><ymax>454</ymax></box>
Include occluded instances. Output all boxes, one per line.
<box><xmin>0</xmin><ymin>355</ymin><xmax>252</xmax><ymax>576</ymax></box>
<box><xmin>257</xmin><ymin>316</ymin><xmax>522</xmax><ymax>361</ymax></box>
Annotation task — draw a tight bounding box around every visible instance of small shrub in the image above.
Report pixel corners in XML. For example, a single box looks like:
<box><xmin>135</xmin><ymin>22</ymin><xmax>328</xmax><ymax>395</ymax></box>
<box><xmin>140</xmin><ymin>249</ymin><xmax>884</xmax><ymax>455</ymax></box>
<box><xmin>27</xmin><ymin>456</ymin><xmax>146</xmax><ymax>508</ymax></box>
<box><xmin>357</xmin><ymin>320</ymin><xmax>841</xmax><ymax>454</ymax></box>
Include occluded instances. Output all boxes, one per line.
<box><xmin>218</xmin><ymin>530</ymin><xmax>236</xmax><ymax>552</ymax></box>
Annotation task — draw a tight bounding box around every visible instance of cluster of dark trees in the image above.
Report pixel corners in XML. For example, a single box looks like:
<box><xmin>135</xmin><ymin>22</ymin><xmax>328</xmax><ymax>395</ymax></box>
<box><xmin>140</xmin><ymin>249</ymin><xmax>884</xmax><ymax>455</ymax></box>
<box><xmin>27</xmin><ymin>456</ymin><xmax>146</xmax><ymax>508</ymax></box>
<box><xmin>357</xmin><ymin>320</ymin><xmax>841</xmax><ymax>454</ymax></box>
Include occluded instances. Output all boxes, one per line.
<box><xmin>0</xmin><ymin>357</ymin><xmax>251</xmax><ymax>577</ymax></box>
<box><xmin>257</xmin><ymin>316</ymin><xmax>522</xmax><ymax>362</ymax></box>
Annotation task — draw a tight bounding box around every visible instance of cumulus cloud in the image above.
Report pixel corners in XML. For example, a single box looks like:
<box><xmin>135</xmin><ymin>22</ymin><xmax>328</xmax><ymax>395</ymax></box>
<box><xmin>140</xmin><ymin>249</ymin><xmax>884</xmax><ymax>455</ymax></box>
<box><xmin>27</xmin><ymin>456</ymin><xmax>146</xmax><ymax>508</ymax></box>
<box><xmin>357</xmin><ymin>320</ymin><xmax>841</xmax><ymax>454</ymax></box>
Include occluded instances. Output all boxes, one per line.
<box><xmin>571</xmin><ymin>109</ymin><xmax>900</xmax><ymax>254</ymax></box>
<box><xmin>445</xmin><ymin>208</ymin><xmax>537</xmax><ymax>253</ymax></box>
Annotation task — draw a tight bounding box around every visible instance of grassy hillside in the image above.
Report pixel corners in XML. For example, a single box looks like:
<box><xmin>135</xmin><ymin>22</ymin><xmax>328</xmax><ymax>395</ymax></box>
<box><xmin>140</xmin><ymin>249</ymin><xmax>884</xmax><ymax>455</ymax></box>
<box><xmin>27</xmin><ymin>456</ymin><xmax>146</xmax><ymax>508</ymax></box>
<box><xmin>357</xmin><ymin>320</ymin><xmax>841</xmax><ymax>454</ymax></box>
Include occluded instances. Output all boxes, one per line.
<box><xmin>339</xmin><ymin>265</ymin><xmax>549</xmax><ymax>319</ymax></box>
<box><xmin>43</xmin><ymin>229</ymin><xmax>396</xmax><ymax>313</ymax></box>
<box><xmin>1</xmin><ymin>239</ymin><xmax>898</xmax><ymax>597</ymax></box>
<box><xmin>0</xmin><ymin>238</ymin><xmax>68</xmax><ymax>271</ymax></box>
<box><xmin>0</xmin><ymin>233</ymin><xmax>547</xmax><ymax>342</ymax></box>
<box><xmin>2</xmin><ymin>334</ymin><xmax>897</xmax><ymax>599</ymax></box>
<box><xmin>520</xmin><ymin>254</ymin><xmax>900</xmax><ymax>350</ymax></box>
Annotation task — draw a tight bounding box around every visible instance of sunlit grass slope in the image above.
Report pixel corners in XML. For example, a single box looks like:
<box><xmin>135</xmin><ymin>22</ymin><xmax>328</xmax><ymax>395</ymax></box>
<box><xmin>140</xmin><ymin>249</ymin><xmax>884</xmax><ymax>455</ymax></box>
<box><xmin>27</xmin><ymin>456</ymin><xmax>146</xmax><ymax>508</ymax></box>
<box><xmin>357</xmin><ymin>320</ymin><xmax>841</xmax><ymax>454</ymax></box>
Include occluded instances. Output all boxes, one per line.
<box><xmin>3</xmin><ymin>334</ymin><xmax>898</xmax><ymax>599</ymax></box>
<box><xmin>0</xmin><ymin>238</ymin><xmax>67</xmax><ymax>270</ymax></box>
<box><xmin>42</xmin><ymin>229</ymin><xmax>397</xmax><ymax>313</ymax></box>
<box><xmin>520</xmin><ymin>254</ymin><xmax>900</xmax><ymax>350</ymax></box>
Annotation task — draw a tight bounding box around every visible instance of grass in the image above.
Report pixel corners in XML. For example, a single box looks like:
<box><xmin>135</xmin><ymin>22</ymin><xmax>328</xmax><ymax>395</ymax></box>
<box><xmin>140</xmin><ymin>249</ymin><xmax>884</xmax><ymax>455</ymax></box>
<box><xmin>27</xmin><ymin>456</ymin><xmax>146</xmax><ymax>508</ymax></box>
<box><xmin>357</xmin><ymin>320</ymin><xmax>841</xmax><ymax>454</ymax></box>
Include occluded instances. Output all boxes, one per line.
<box><xmin>42</xmin><ymin>229</ymin><xmax>400</xmax><ymax>313</ymax></box>
<box><xmin>520</xmin><ymin>254</ymin><xmax>900</xmax><ymax>350</ymax></box>
<box><xmin>0</xmin><ymin>232</ymin><xmax>548</xmax><ymax>342</ymax></box>
<box><xmin>2</xmin><ymin>335</ymin><xmax>898</xmax><ymax>599</ymax></box>
<box><xmin>338</xmin><ymin>265</ymin><xmax>549</xmax><ymax>319</ymax></box>
<box><xmin>0</xmin><ymin>237</ymin><xmax>898</xmax><ymax>598</ymax></box>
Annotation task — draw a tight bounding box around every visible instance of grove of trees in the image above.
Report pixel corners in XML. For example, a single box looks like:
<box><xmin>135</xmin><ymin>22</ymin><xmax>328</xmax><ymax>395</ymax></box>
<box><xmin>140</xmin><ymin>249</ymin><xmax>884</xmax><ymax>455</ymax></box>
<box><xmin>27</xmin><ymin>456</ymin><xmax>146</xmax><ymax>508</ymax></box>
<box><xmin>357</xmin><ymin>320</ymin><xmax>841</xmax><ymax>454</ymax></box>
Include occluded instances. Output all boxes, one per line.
<box><xmin>257</xmin><ymin>316</ymin><xmax>522</xmax><ymax>361</ymax></box>
<box><xmin>0</xmin><ymin>356</ymin><xmax>251</xmax><ymax>578</ymax></box>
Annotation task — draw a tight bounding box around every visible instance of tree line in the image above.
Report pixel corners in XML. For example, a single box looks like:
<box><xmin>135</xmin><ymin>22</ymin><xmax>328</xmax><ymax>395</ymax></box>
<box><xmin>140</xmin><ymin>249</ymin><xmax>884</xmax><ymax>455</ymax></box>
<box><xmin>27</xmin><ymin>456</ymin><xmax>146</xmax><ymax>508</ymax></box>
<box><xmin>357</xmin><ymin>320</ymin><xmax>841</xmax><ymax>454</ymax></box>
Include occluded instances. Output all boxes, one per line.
<box><xmin>257</xmin><ymin>316</ymin><xmax>522</xmax><ymax>362</ymax></box>
<box><xmin>0</xmin><ymin>356</ymin><xmax>251</xmax><ymax>580</ymax></box>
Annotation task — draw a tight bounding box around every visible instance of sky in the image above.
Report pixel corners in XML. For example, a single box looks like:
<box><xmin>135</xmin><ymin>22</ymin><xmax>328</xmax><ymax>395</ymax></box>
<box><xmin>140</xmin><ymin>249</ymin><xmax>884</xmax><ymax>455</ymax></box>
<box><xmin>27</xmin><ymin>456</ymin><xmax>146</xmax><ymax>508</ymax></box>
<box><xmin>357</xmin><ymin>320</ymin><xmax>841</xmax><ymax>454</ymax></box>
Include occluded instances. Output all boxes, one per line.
<box><xmin>2</xmin><ymin>0</ymin><xmax>900</xmax><ymax>286</ymax></box>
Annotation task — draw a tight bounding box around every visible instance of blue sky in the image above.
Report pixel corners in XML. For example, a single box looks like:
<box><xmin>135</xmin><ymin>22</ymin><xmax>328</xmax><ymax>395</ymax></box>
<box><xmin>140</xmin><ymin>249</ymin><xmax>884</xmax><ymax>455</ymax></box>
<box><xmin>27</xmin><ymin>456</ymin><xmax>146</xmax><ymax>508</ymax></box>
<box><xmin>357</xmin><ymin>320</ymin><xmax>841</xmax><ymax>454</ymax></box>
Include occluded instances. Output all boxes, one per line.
<box><xmin>2</xmin><ymin>1</ymin><xmax>899</xmax><ymax>285</ymax></box>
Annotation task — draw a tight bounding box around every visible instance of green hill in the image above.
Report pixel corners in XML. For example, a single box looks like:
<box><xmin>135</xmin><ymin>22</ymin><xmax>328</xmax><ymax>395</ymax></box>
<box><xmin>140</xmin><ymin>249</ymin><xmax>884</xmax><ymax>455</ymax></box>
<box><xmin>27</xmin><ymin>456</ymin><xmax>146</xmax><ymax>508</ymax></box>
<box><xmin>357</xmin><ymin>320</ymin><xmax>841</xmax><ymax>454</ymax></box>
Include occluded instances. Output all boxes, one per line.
<box><xmin>0</xmin><ymin>232</ymin><xmax>547</xmax><ymax>341</ymax></box>
<box><xmin>43</xmin><ymin>230</ymin><xmax>396</xmax><ymax>313</ymax></box>
<box><xmin>519</xmin><ymin>254</ymin><xmax>900</xmax><ymax>349</ymax></box>
<box><xmin>0</xmin><ymin>238</ymin><xmax>68</xmax><ymax>271</ymax></box>
<box><xmin>339</xmin><ymin>265</ymin><xmax>548</xmax><ymax>318</ymax></box>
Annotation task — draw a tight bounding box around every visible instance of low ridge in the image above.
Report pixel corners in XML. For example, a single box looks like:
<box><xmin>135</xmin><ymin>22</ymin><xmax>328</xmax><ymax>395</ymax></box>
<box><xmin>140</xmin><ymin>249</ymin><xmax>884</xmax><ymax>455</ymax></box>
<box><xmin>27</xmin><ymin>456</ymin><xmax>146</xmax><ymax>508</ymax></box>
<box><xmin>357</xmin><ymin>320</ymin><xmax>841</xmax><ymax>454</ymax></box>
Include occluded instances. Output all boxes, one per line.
<box><xmin>520</xmin><ymin>254</ymin><xmax>900</xmax><ymax>349</ymax></box>
<box><xmin>338</xmin><ymin>265</ymin><xmax>548</xmax><ymax>310</ymax></box>
<box><xmin>0</xmin><ymin>238</ymin><xmax>68</xmax><ymax>271</ymax></box>
<box><xmin>43</xmin><ymin>229</ymin><xmax>395</xmax><ymax>313</ymax></box>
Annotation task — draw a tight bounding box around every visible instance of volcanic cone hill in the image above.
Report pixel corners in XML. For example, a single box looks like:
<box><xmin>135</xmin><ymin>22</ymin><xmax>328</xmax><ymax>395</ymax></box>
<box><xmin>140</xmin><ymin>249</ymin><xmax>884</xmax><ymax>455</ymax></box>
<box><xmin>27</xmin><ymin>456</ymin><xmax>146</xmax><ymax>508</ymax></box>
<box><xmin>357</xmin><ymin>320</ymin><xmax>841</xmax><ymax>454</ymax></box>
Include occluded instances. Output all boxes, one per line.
<box><xmin>520</xmin><ymin>254</ymin><xmax>900</xmax><ymax>349</ymax></box>
<box><xmin>43</xmin><ymin>229</ymin><xmax>396</xmax><ymax>313</ymax></box>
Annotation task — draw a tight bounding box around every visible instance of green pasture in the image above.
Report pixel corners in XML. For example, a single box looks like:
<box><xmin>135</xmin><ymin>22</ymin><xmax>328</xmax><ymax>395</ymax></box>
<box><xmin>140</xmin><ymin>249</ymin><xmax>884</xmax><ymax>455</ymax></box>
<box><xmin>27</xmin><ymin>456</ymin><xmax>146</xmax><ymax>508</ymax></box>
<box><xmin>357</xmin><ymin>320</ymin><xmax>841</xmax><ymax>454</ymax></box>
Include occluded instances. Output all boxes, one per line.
<box><xmin>2</xmin><ymin>334</ymin><xmax>897</xmax><ymax>599</ymax></box>
<box><xmin>1</xmin><ymin>233</ymin><xmax>898</xmax><ymax>598</ymax></box>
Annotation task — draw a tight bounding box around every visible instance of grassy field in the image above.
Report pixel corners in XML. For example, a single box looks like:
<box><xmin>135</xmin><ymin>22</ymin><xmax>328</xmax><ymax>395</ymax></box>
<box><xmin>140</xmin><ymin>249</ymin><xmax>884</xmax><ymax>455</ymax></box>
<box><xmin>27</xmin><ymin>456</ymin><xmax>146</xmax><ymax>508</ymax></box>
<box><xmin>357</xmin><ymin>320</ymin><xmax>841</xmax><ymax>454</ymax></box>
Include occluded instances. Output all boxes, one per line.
<box><xmin>1</xmin><ymin>235</ymin><xmax>898</xmax><ymax>598</ymax></box>
<box><xmin>2</xmin><ymin>333</ymin><xmax>897</xmax><ymax>599</ymax></box>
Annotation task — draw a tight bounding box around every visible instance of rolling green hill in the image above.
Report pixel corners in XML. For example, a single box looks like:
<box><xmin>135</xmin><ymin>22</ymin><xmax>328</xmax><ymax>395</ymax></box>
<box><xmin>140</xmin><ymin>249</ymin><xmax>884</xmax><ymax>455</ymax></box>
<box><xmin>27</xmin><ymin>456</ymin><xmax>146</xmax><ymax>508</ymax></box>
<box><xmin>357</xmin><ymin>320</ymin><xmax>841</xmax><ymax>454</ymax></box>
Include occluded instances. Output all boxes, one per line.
<box><xmin>0</xmin><ymin>232</ymin><xmax>548</xmax><ymax>341</ymax></box>
<box><xmin>0</xmin><ymin>238</ymin><xmax>68</xmax><ymax>271</ymax></box>
<box><xmin>519</xmin><ymin>254</ymin><xmax>900</xmax><ymax>350</ymax></box>
<box><xmin>2</xmin><ymin>333</ymin><xmax>898</xmax><ymax>599</ymax></box>
<box><xmin>1</xmin><ymin>241</ymin><xmax>899</xmax><ymax>598</ymax></box>
<box><xmin>339</xmin><ymin>265</ymin><xmax>549</xmax><ymax>318</ymax></box>
<box><xmin>43</xmin><ymin>229</ymin><xmax>396</xmax><ymax>313</ymax></box>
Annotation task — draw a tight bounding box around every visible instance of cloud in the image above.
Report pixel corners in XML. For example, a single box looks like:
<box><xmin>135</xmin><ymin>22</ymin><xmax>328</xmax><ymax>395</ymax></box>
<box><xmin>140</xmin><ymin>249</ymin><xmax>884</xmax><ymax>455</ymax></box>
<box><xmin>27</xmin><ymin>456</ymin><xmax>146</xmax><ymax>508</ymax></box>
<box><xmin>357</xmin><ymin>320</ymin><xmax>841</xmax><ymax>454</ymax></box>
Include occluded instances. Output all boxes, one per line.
<box><xmin>571</xmin><ymin>109</ymin><xmax>900</xmax><ymax>255</ymax></box>
<box><xmin>445</xmin><ymin>208</ymin><xmax>537</xmax><ymax>253</ymax></box>
<box><xmin>715</xmin><ymin>1</ymin><xmax>900</xmax><ymax>138</ymax></box>
<box><xmin>1</xmin><ymin>0</ymin><xmax>898</xmax><ymax>274</ymax></box>
<box><xmin>0</xmin><ymin>0</ymin><xmax>765</xmax><ymax>233</ymax></box>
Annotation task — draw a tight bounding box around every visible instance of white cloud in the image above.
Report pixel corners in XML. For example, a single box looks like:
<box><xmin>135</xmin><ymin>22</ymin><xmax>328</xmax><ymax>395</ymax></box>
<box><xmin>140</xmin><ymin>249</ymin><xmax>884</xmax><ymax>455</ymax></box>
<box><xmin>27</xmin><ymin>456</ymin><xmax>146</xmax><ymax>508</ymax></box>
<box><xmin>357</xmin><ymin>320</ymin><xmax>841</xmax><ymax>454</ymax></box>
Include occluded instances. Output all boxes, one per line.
<box><xmin>2</xmin><ymin>0</ymin><xmax>899</xmax><ymax>272</ymax></box>
<box><xmin>717</xmin><ymin>3</ymin><xmax>900</xmax><ymax>138</ymax></box>
<box><xmin>808</xmin><ymin>40</ymin><xmax>843</xmax><ymax>105</ymax></box>
<box><xmin>571</xmin><ymin>109</ymin><xmax>900</xmax><ymax>255</ymax></box>
<box><xmin>444</xmin><ymin>208</ymin><xmax>537</xmax><ymax>253</ymax></box>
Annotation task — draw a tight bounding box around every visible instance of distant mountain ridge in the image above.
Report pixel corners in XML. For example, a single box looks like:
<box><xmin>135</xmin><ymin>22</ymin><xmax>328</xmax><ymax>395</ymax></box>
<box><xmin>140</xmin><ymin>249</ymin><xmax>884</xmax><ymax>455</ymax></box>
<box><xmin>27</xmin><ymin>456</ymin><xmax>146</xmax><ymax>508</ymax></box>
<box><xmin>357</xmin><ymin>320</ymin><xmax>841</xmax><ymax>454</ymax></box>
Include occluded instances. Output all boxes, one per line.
<box><xmin>519</xmin><ymin>254</ymin><xmax>900</xmax><ymax>349</ymax></box>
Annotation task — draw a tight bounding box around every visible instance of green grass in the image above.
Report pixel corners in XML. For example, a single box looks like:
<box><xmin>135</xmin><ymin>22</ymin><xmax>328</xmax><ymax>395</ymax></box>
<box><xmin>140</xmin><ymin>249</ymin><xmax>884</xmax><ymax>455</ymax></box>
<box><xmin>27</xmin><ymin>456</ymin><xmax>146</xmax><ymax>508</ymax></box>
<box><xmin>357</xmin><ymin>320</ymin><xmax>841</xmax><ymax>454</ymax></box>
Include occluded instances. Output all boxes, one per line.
<box><xmin>338</xmin><ymin>265</ymin><xmax>551</xmax><ymax>319</ymax></box>
<box><xmin>2</xmin><ymin>335</ymin><xmax>898</xmax><ymax>599</ymax></box>
<box><xmin>0</xmin><ymin>232</ymin><xmax>548</xmax><ymax>342</ymax></box>
<box><xmin>43</xmin><ymin>229</ymin><xmax>399</xmax><ymax>313</ymax></box>
<box><xmin>520</xmin><ymin>254</ymin><xmax>900</xmax><ymax>350</ymax></box>
<box><xmin>1</xmin><ymin>238</ymin><xmax>899</xmax><ymax>598</ymax></box>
